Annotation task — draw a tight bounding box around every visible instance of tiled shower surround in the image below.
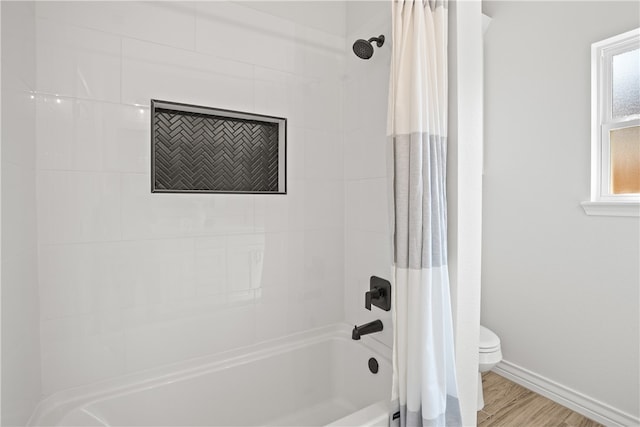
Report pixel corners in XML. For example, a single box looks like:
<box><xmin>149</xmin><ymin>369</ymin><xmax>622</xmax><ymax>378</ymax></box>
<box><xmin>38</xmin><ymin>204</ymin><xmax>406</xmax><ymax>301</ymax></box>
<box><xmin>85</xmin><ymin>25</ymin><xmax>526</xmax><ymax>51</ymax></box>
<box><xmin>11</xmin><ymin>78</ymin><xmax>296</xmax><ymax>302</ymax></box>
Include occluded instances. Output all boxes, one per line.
<box><xmin>29</xmin><ymin>0</ymin><xmax>391</xmax><ymax>403</ymax></box>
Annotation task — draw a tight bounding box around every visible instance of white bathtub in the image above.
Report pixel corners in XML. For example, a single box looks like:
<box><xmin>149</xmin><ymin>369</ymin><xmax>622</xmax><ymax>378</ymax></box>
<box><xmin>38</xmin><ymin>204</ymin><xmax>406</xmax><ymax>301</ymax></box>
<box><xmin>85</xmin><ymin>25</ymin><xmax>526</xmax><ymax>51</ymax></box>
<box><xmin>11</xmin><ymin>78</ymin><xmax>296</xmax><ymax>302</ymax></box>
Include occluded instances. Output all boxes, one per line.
<box><xmin>29</xmin><ymin>324</ymin><xmax>391</xmax><ymax>427</ymax></box>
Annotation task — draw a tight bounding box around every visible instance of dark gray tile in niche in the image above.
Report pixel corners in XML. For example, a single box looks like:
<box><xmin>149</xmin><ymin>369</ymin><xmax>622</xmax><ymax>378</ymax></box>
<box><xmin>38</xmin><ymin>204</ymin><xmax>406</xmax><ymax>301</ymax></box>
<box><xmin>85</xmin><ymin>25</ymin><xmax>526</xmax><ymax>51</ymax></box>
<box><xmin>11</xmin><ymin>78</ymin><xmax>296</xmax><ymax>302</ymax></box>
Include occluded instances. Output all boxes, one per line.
<box><xmin>151</xmin><ymin>100</ymin><xmax>286</xmax><ymax>194</ymax></box>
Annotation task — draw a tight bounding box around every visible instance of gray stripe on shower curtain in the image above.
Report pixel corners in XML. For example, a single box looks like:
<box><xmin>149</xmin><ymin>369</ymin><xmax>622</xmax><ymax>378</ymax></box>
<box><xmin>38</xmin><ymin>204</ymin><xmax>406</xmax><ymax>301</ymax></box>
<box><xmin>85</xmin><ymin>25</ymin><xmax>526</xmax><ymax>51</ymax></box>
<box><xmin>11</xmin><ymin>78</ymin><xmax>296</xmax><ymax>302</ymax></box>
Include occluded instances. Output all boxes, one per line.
<box><xmin>397</xmin><ymin>395</ymin><xmax>462</xmax><ymax>427</ymax></box>
<box><xmin>392</xmin><ymin>133</ymin><xmax>448</xmax><ymax>270</ymax></box>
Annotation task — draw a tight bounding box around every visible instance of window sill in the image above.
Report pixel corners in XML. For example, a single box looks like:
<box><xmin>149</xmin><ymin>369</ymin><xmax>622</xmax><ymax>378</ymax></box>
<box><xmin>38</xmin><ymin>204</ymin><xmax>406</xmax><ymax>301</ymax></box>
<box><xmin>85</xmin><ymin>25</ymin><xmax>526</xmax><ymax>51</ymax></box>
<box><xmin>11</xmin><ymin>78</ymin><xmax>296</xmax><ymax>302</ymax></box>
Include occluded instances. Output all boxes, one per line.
<box><xmin>581</xmin><ymin>201</ymin><xmax>640</xmax><ymax>217</ymax></box>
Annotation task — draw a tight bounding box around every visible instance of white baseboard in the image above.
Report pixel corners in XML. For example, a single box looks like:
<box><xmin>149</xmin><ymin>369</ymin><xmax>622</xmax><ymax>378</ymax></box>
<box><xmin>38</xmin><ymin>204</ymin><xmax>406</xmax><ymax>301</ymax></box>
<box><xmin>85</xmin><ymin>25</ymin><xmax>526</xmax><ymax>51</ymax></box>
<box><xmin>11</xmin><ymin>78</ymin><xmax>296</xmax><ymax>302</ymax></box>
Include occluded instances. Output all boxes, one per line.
<box><xmin>494</xmin><ymin>360</ymin><xmax>639</xmax><ymax>427</ymax></box>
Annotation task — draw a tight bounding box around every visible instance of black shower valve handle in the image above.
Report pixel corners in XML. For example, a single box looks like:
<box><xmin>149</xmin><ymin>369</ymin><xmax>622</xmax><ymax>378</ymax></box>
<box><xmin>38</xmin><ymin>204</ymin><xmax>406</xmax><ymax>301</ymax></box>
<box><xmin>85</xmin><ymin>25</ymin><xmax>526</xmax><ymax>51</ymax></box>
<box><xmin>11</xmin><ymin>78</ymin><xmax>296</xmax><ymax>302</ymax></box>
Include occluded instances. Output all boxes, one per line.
<box><xmin>366</xmin><ymin>276</ymin><xmax>392</xmax><ymax>311</ymax></box>
<box><xmin>365</xmin><ymin>288</ymin><xmax>382</xmax><ymax>311</ymax></box>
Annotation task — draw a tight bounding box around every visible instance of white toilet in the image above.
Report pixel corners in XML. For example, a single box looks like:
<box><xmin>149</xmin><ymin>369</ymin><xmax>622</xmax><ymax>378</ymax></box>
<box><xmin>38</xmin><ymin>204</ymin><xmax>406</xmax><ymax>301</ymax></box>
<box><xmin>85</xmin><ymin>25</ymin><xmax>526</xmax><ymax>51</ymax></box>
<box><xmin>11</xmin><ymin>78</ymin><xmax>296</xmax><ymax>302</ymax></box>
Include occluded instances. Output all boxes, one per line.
<box><xmin>477</xmin><ymin>325</ymin><xmax>502</xmax><ymax>410</ymax></box>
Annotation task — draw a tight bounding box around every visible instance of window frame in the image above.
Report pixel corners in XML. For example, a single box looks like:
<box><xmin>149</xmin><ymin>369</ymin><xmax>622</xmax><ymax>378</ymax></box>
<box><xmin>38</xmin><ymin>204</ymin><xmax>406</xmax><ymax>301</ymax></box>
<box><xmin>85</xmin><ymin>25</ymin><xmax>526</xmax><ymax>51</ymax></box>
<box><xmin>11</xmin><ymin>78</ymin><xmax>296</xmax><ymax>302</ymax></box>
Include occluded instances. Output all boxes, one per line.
<box><xmin>583</xmin><ymin>27</ymin><xmax>640</xmax><ymax>216</ymax></box>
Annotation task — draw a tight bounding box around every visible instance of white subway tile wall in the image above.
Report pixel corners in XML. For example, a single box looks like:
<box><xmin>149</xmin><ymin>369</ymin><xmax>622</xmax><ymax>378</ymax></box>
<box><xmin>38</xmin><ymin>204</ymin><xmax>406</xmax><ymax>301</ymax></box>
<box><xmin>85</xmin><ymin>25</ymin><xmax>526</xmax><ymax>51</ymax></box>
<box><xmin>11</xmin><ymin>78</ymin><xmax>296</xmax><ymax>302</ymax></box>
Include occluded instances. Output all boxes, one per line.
<box><xmin>34</xmin><ymin>1</ymin><xmax>349</xmax><ymax>396</ymax></box>
<box><xmin>343</xmin><ymin>2</ymin><xmax>393</xmax><ymax>349</ymax></box>
<box><xmin>36</xmin><ymin>19</ymin><xmax>121</xmax><ymax>103</ymax></box>
<box><xmin>1</xmin><ymin>2</ymin><xmax>42</xmax><ymax>424</ymax></box>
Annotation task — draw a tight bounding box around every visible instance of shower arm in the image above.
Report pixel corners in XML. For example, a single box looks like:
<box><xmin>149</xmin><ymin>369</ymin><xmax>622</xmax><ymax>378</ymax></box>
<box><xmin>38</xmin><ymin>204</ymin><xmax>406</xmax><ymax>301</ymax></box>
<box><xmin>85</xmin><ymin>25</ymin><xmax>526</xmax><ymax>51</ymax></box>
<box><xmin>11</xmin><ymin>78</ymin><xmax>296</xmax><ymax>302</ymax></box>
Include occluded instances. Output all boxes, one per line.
<box><xmin>368</xmin><ymin>36</ymin><xmax>385</xmax><ymax>47</ymax></box>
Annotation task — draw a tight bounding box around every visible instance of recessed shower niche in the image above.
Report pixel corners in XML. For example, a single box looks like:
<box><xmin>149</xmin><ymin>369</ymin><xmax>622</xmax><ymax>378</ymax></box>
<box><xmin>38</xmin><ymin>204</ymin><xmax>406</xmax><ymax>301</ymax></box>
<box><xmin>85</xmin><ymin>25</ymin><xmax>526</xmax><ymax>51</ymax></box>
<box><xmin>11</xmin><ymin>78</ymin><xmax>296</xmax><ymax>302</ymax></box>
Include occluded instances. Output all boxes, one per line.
<box><xmin>151</xmin><ymin>100</ymin><xmax>287</xmax><ymax>194</ymax></box>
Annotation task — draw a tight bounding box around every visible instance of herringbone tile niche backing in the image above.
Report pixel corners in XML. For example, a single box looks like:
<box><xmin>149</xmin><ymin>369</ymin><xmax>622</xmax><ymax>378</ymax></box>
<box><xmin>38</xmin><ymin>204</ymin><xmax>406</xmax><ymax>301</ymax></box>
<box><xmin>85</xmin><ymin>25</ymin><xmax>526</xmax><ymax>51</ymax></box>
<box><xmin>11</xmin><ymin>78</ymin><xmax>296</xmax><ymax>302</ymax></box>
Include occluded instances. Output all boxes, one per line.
<box><xmin>151</xmin><ymin>100</ymin><xmax>287</xmax><ymax>194</ymax></box>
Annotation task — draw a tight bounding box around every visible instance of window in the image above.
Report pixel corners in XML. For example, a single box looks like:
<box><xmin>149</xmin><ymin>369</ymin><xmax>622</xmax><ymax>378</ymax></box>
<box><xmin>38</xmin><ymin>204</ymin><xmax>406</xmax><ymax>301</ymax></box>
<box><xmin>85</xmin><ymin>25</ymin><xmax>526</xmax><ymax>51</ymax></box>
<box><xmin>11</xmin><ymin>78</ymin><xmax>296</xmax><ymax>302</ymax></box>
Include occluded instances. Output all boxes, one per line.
<box><xmin>582</xmin><ymin>28</ymin><xmax>640</xmax><ymax>216</ymax></box>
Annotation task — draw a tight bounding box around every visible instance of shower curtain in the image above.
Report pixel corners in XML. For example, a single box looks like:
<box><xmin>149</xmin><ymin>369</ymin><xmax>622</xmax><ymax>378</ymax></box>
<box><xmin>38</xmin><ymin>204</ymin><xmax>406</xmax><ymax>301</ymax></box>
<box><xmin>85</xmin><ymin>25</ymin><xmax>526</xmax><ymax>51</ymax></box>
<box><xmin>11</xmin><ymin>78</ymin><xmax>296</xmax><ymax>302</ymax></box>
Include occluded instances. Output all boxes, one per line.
<box><xmin>387</xmin><ymin>0</ymin><xmax>462</xmax><ymax>426</ymax></box>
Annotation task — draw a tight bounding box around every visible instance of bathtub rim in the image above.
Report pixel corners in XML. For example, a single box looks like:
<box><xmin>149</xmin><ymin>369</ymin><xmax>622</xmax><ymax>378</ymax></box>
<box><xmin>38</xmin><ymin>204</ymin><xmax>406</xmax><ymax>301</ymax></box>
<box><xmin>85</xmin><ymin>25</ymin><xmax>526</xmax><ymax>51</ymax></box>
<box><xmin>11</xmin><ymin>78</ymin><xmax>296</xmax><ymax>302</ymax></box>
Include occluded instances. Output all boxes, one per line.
<box><xmin>28</xmin><ymin>322</ymin><xmax>391</xmax><ymax>427</ymax></box>
<box><xmin>325</xmin><ymin>400</ymin><xmax>390</xmax><ymax>427</ymax></box>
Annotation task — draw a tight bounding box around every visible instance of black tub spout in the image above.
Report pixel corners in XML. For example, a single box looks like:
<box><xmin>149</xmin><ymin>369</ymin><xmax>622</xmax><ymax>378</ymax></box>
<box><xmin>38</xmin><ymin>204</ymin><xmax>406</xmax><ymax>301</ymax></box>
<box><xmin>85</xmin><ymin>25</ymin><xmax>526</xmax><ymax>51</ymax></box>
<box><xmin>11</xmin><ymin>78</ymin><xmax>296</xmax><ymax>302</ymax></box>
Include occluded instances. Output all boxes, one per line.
<box><xmin>352</xmin><ymin>320</ymin><xmax>383</xmax><ymax>340</ymax></box>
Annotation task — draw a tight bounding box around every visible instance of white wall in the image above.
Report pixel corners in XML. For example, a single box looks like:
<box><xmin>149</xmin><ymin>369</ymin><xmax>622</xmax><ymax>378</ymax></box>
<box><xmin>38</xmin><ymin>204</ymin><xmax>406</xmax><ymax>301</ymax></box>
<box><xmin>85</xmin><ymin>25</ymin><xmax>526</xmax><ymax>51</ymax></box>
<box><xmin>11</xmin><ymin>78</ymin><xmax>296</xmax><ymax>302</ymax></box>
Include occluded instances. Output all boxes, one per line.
<box><xmin>482</xmin><ymin>0</ymin><xmax>640</xmax><ymax>422</ymax></box>
<box><xmin>448</xmin><ymin>0</ymin><xmax>484</xmax><ymax>424</ymax></box>
<box><xmin>343</xmin><ymin>1</ymin><xmax>393</xmax><ymax>349</ymax></box>
<box><xmin>1</xmin><ymin>1</ymin><xmax>42</xmax><ymax>425</ymax></box>
<box><xmin>34</xmin><ymin>1</ymin><xmax>347</xmax><ymax>397</ymax></box>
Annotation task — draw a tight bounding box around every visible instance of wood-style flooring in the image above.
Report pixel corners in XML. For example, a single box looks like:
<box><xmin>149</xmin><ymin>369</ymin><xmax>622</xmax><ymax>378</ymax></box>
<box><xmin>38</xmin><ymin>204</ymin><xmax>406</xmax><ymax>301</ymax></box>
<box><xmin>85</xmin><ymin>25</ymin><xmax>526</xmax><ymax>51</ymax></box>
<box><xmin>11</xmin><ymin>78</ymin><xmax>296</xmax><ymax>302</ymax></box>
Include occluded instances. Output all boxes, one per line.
<box><xmin>477</xmin><ymin>372</ymin><xmax>603</xmax><ymax>427</ymax></box>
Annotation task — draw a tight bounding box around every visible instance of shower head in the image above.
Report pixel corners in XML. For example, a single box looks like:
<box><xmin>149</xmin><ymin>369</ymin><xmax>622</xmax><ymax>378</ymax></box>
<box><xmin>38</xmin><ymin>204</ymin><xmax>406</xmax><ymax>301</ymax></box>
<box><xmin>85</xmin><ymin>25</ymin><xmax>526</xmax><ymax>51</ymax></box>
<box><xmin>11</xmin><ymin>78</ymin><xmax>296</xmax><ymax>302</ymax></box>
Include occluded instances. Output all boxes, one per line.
<box><xmin>352</xmin><ymin>35</ymin><xmax>385</xmax><ymax>60</ymax></box>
